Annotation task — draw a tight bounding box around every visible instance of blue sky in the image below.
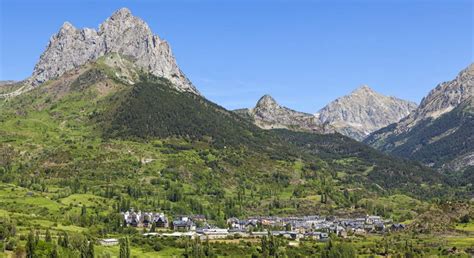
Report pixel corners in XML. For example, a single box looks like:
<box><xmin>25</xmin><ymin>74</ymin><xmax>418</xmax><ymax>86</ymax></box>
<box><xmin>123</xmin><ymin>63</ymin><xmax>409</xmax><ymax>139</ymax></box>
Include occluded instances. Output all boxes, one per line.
<box><xmin>0</xmin><ymin>0</ymin><xmax>472</xmax><ymax>112</ymax></box>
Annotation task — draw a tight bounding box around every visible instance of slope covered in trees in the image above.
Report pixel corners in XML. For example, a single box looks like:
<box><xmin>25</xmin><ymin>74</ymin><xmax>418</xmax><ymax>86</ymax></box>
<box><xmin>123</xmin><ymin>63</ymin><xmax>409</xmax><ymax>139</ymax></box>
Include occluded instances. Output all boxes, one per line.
<box><xmin>365</xmin><ymin>98</ymin><xmax>474</xmax><ymax>174</ymax></box>
<box><xmin>0</xmin><ymin>57</ymin><xmax>473</xmax><ymax>257</ymax></box>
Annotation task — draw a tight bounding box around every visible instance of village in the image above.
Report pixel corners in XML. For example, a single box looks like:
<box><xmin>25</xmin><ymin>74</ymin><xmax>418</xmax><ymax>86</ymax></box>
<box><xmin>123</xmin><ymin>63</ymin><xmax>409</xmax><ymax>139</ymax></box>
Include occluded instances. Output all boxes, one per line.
<box><xmin>99</xmin><ymin>210</ymin><xmax>406</xmax><ymax>246</ymax></box>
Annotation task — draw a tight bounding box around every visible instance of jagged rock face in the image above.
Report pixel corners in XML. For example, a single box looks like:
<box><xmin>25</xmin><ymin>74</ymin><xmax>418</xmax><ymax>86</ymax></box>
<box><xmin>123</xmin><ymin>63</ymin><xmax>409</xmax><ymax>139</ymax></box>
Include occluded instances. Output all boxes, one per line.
<box><xmin>365</xmin><ymin>64</ymin><xmax>474</xmax><ymax>171</ymax></box>
<box><xmin>315</xmin><ymin>85</ymin><xmax>417</xmax><ymax>141</ymax></box>
<box><xmin>401</xmin><ymin>64</ymin><xmax>474</xmax><ymax>128</ymax></box>
<box><xmin>368</xmin><ymin>64</ymin><xmax>474</xmax><ymax>140</ymax></box>
<box><xmin>28</xmin><ymin>8</ymin><xmax>198</xmax><ymax>95</ymax></box>
<box><xmin>237</xmin><ymin>95</ymin><xmax>330</xmax><ymax>133</ymax></box>
<box><xmin>238</xmin><ymin>88</ymin><xmax>416</xmax><ymax>140</ymax></box>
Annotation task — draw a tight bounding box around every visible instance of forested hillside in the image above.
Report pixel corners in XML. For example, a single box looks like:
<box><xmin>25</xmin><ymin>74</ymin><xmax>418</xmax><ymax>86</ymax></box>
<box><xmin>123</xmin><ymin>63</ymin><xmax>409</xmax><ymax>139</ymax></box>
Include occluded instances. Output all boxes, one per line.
<box><xmin>0</xmin><ymin>58</ymin><xmax>472</xmax><ymax>257</ymax></box>
<box><xmin>366</xmin><ymin>98</ymin><xmax>474</xmax><ymax>177</ymax></box>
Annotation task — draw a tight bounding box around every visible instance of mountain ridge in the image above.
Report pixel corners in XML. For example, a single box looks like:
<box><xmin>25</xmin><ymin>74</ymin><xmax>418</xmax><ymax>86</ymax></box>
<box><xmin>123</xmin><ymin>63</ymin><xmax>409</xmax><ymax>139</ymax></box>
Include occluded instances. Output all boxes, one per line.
<box><xmin>237</xmin><ymin>86</ymin><xmax>417</xmax><ymax>141</ymax></box>
<box><xmin>365</xmin><ymin>63</ymin><xmax>474</xmax><ymax>171</ymax></box>
<box><xmin>235</xmin><ymin>94</ymin><xmax>330</xmax><ymax>133</ymax></box>
<box><xmin>0</xmin><ymin>56</ymin><xmax>450</xmax><ymax>200</ymax></box>
<box><xmin>9</xmin><ymin>8</ymin><xmax>198</xmax><ymax>97</ymax></box>
<box><xmin>315</xmin><ymin>85</ymin><xmax>417</xmax><ymax>140</ymax></box>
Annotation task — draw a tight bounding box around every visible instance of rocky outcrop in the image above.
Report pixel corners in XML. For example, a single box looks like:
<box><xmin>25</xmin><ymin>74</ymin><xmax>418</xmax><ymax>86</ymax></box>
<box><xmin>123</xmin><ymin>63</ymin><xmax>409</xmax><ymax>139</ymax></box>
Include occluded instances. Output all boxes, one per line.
<box><xmin>26</xmin><ymin>8</ymin><xmax>198</xmax><ymax>95</ymax></box>
<box><xmin>236</xmin><ymin>95</ymin><xmax>331</xmax><ymax>133</ymax></box>
<box><xmin>315</xmin><ymin>85</ymin><xmax>417</xmax><ymax>141</ymax></box>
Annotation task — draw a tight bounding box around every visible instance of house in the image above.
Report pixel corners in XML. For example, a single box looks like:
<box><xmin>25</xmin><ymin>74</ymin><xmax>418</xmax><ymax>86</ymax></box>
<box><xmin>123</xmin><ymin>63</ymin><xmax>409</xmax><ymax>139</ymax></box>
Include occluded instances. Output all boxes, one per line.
<box><xmin>122</xmin><ymin>210</ymin><xmax>169</xmax><ymax>228</ymax></box>
<box><xmin>227</xmin><ymin>218</ymin><xmax>248</xmax><ymax>230</ymax></box>
<box><xmin>123</xmin><ymin>210</ymin><xmax>140</xmax><ymax>227</ymax></box>
<box><xmin>319</xmin><ymin>233</ymin><xmax>329</xmax><ymax>241</ymax></box>
<box><xmin>374</xmin><ymin>222</ymin><xmax>385</xmax><ymax>232</ymax></box>
<box><xmin>153</xmin><ymin>213</ymin><xmax>169</xmax><ymax>228</ymax></box>
<box><xmin>100</xmin><ymin>238</ymin><xmax>119</xmax><ymax>246</ymax></box>
<box><xmin>173</xmin><ymin>217</ymin><xmax>196</xmax><ymax>231</ymax></box>
<box><xmin>390</xmin><ymin>223</ymin><xmax>406</xmax><ymax>232</ymax></box>
<box><xmin>366</xmin><ymin>215</ymin><xmax>382</xmax><ymax>225</ymax></box>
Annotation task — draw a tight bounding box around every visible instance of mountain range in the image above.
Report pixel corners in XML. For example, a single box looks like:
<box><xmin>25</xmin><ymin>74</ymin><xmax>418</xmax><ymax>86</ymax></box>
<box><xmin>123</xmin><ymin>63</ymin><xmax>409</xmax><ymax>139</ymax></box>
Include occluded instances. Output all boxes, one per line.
<box><xmin>2</xmin><ymin>7</ymin><xmax>472</xmax><ymax>175</ymax></box>
<box><xmin>234</xmin><ymin>95</ymin><xmax>331</xmax><ymax>133</ymax></box>
<box><xmin>1</xmin><ymin>7</ymin><xmax>461</xmax><ymax>197</ymax></box>
<box><xmin>365</xmin><ymin>64</ymin><xmax>474</xmax><ymax>172</ymax></box>
<box><xmin>0</xmin><ymin>7</ymin><xmax>471</xmax><ymax>195</ymax></box>
<box><xmin>1</xmin><ymin>6</ymin><xmax>474</xmax><ymax>257</ymax></box>
<box><xmin>237</xmin><ymin>85</ymin><xmax>417</xmax><ymax>141</ymax></box>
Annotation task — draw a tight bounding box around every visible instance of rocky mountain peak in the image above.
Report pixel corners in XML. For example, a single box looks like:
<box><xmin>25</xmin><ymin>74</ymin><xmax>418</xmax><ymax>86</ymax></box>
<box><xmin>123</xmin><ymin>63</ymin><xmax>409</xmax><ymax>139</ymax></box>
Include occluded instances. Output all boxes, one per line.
<box><xmin>236</xmin><ymin>94</ymin><xmax>328</xmax><ymax>133</ymax></box>
<box><xmin>365</xmin><ymin>64</ymin><xmax>474</xmax><ymax>171</ymax></box>
<box><xmin>352</xmin><ymin>85</ymin><xmax>375</xmax><ymax>95</ymax></box>
<box><xmin>409</xmin><ymin>63</ymin><xmax>473</xmax><ymax>122</ymax></box>
<box><xmin>99</xmin><ymin>7</ymin><xmax>150</xmax><ymax>37</ymax></box>
<box><xmin>59</xmin><ymin>21</ymin><xmax>76</xmax><ymax>33</ymax></box>
<box><xmin>255</xmin><ymin>94</ymin><xmax>279</xmax><ymax>108</ymax></box>
<box><xmin>110</xmin><ymin>7</ymin><xmax>132</xmax><ymax>19</ymax></box>
<box><xmin>315</xmin><ymin>85</ymin><xmax>417</xmax><ymax>140</ymax></box>
<box><xmin>25</xmin><ymin>8</ymin><xmax>199</xmax><ymax>95</ymax></box>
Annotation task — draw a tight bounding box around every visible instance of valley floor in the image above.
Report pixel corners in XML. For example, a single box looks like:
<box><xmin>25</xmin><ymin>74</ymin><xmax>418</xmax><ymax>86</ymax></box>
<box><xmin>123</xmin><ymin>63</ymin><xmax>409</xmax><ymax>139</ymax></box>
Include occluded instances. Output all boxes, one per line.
<box><xmin>0</xmin><ymin>182</ymin><xmax>473</xmax><ymax>257</ymax></box>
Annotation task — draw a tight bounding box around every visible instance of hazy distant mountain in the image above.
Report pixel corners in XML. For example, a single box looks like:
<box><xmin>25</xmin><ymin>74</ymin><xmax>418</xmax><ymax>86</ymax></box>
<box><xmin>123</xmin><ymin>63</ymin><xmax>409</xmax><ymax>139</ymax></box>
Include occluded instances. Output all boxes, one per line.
<box><xmin>0</xmin><ymin>80</ymin><xmax>16</xmax><ymax>86</ymax></box>
<box><xmin>366</xmin><ymin>64</ymin><xmax>474</xmax><ymax>171</ymax></box>
<box><xmin>6</xmin><ymin>8</ymin><xmax>197</xmax><ymax>97</ymax></box>
<box><xmin>235</xmin><ymin>95</ymin><xmax>331</xmax><ymax>133</ymax></box>
<box><xmin>315</xmin><ymin>85</ymin><xmax>417</xmax><ymax>141</ymax></box>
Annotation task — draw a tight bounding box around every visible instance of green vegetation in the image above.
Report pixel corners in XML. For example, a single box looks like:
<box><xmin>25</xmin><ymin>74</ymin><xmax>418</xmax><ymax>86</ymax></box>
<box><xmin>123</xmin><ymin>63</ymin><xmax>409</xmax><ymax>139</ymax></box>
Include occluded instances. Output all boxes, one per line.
<box><xmin>366</xmin><ymin>98</ymin><xmax>474</xmax><ymax>189</ymax></box>
<box><xmin>1</xmin><ymin>58</ymin><xmax>473</xmax><ymax>256</ymax></box>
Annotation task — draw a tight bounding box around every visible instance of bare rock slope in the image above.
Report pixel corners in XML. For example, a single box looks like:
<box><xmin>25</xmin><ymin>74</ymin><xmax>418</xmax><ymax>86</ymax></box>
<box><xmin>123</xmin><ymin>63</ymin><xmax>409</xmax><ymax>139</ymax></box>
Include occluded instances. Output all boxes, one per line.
<box><xmin>19</xmin><ymin>8</ymin><xmax>198</xmax><ymax>96</ymax></box>
<box><xmin>235</xmin><ymin>95</ymin><xmax>331</xmax><ymax>133</ymax></box>
<box><xmin>315</xmin><ymin>86</ymin><xmax>417</xmax><ymax>140</ymax></box>
<box><xmin>365</xmin><ymin>64</ymin><xmax>474</xmax><ymax>171</ymax></box>
<box><xmin>238</xmin><ymin>88</ymin><xmax>416</xmax><ymax>140</ymax></box>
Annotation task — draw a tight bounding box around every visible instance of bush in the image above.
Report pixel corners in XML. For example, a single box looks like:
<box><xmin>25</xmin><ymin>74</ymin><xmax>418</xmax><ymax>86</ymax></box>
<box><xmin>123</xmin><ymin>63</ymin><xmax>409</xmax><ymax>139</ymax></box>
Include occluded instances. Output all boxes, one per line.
<box><xmin>153</xmin><ymin>242</ymin><xmax>163</xmax><ymax>251</ymax></box>
<box><xmin>460</xmin><ymin>214</ymin><xmax>470</xmax><ymax>223</ymax></box>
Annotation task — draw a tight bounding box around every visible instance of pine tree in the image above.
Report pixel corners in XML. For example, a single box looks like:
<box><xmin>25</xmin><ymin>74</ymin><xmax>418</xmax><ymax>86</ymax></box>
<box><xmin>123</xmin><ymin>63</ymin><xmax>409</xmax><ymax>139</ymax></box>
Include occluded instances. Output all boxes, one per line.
<box><xmin>126</xmin><ymin>237</ymin><xmax>130</xmax><ymax>258</ymax></box>
<box><xmin>261</xmin><ymin>235</ymin><xmax>268</xmax><ymax>258</ymax></box>
<box><xmin>268</xmin><ymin>231</ymin><xmax>277</xmax><ymax>256</ymax></box>
<box><xmin>35</xmin><ymin>230</ymin><xmax>40</xmax><ymax>245</ymax></box>
<box><xmin>62</xmin><ymin>232</ymin><xmax>69</xmax><ymax>248</ymax></box>
<box><xmin>50</xmin><ymin>243</ymin><xmax>59</xmax><ymax>258</ymax></box>
<box><xmin>26</xmin><ymin>230</ymin><xmax>35</xmax><ymax>258</ymax></box>
<box><xmin>57</xmin><ymin>234</ymin><xmax>63</xmax><ymax>247</ymax></box>
<box><xmin>80</xmin><ymin>238</ymin><xmax>88</xmax><ymax>258</ymax></box>
<box><xmin>45</xmin><ymin>229</ymin><xmax>52</xmax><ymax>243</ymax></box>
<box><xmin>184</xmin><ymin>238</ymin><xmax>190</xmax><ymax>258</ymax></box>
<box><xmin>80</xmin><ymin>205</ymin><xmax>88</xmax><ymax>226</ymax></box>
<box><xmin>87</xmin><ymin>240</ymin><xmax>95</xmax><ymax>258</ymax></box>
<box><xmin>119</xmin><ymin>237</ymin><xmax>130</xmax><ymax>258</ymax></box>
<box><xmin>204</xmin><ymin>237</ymin><xmax>212</xmax><ymax>257</ymax></box>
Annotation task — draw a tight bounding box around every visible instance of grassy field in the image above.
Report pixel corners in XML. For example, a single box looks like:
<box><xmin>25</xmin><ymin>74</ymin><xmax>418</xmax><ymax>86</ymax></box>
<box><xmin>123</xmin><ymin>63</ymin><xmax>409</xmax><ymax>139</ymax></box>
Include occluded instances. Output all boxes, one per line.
<box><xmin>95</xmin><ymin>245</ymin><xmax>183</xmax><ymax>258</ymax></box>
<box><xmin>455</xmin><ymin>221</ymin><xmax>474</xmax><ymax>233</ymax></box>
